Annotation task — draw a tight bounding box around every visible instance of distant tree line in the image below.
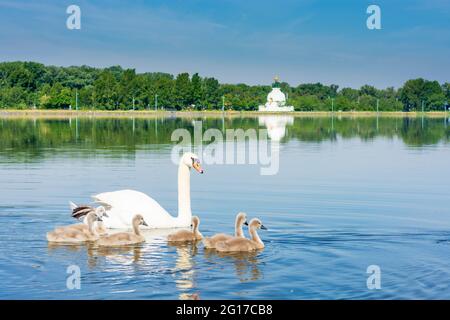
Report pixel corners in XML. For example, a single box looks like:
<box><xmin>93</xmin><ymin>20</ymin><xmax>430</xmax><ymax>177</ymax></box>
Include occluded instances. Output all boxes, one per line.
<box><xmin>0</xmin><ymin>61</ymin><xmax>449</xmax><ymax>111</ymax></box>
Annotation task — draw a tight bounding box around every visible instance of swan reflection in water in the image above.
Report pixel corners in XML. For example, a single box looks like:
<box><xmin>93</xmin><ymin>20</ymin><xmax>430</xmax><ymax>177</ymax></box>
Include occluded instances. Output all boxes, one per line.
<box><xmin>204</xmin><ymin>249</ymin><xmax>262</xmax><ymax>282</ymax></box>
<box><xmin>94</xmin><ymin>245</ymin><xmax>143</xmax><ymax>263</ymax></box>
<box><xmin>91</xmin><ymin>229</ymin><xmax>173</xmax><ymax>268</ymax></box>
<box><xmin>168</xmin><ymin>241</ymin><xmax>201</xmax><ymax>300</ymax></box>
<box><xmin>259</xmin><ymin>115</ymin><xmax>294</xmax><ymax>141</ymax></box>
<box><xmin>47</xmin><ymin>242</ymin><xmax>91</xmax><ymax>265</ymax></box>
<box><xmin>47</xmin><ymin>241</ymin><xmax>144</xmax><ymax>268</ymax></box>
<box><xmin>47</xmin><ymin>228</ymin><xmax>171</xmax><ymax>268</ymax></box>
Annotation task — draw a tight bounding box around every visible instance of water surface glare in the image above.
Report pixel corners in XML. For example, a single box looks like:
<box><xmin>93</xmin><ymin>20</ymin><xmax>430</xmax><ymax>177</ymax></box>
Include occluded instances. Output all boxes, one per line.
<box><xmin>0</xmin><ymin>116</ymin><xmax>450</xmax><ymax>299</ymax></box>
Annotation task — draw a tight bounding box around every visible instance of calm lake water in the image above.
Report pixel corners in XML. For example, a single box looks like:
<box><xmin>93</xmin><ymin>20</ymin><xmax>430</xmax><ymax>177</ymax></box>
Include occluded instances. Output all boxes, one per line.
<box><xmin>0</xmin><ymin>115</ymin><xmax>449</xmax><ymax>299</ymax></box>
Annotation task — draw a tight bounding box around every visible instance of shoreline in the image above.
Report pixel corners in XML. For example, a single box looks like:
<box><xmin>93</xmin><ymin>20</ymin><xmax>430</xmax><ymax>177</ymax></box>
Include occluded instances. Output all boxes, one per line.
<box><xmin>0</xmin><ymin>109</ymin><xmax>448</xmax><ymax>119</ymax></box>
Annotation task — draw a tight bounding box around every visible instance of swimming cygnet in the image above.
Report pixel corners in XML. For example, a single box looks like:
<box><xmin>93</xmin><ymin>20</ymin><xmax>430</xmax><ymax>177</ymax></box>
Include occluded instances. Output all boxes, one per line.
<box><xmin>54</xmin><ymin>206</ymin><xmax>108</xmax><ymax>236</ymax></box>
<box><xmin>47</xmin><ymin>211</ymin><xmax>103</xmax><ymax>243</ymax></box>
<box><xmin>167</xmin><ymin>216</ymin><xmax>203</xmax><ymax>242</ymax></box>
<box><xmin>203</xmin><ymin>212</ymin><xmax>248</xmax><ymax>249</ymax></box>
<box><xmin>215</xmin><ymin>218</ymin><xmax>267</xmax><ymax>252</ymax></box>
<box><xmin>97</xmin><ymin>214</ymin><xmax>148</xmax><ymax>247</ymax></box>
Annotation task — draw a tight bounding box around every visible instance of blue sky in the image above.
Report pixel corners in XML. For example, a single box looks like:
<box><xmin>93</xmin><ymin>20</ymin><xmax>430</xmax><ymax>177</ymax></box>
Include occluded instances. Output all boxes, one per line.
<box><xmin>0</xmin><ymin>0</ymin><xmax>449</xmax><ymax>88</ymax></box>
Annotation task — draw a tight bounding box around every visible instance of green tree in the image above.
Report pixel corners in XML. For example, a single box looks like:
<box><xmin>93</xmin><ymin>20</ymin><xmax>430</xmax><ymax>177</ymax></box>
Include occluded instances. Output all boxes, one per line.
<box><xmin>359</xmin><ymin>85</ymin><xmax>378</xmax><ymax>97</ymax></box>
<box><xmin>93</xmin><ymin>70</ymin><xmax>118</xmax><ymax>109</ymax></box>
<box><xmin>0</xmin><ymin>86</ymin><xmax>28</xmax><ymax>109</ymax></box>
<box><xmin>358</xmin><ymin>95</ymin><xmax>377</xmax><ymax>111</ymax></box>
<box><xmin>296</xmin><ymin>83</ymin><xmax>338</xmax><ymax>99</ymax></box>
<box><xmin>153</xmin><ymin>73</ymin><xmax>174</xmax><ymax>109</ymax></box>
<box><xmin>334</xmin><ymin>96</ymin><xmax>355</xmax><ymax>111</ymax></box>
<box><xmin>191</xmin><ymin>73</ymin><xmax>203</xmax><ymax>109</ymax></box>
<box><xmin>400</xmin><ymin>79</ymin><xmax>445</xmax><ymax>111</ymax></box>
<box><xmin>117</xmin><ymin>69</ymin><xmax>137</xmax><ymax>109</ymax></box>
<box><xmin>340</xmin><ymin>88</ymin><xmax>360</xmax><ymax>101</ymax></box>
<box><xmin>41</xmin><ymin>83</ymin><xmax>72</xmax><ymax>109</ymax></box>
<box><xmin>424</xmin><ymin>81</ymin><xmax>445</xmax><ymax>110</ymax></box>
<box><xmin>202</xmin><ymin>77</ymin><xmax>220</xmax><ymax>110</ymax></box>
<box><xmin>173</xmin><ymin>73</ymin><xmax>191</xmax><ymax>109</ymax></box>
<box><xmin>293</xmin><ymin>95</ymin><xmax>324</xmax><ymax>111</ymax></box>
<box><xmin>443</xmin><ymin>83</ymin><xmax>450</xmax><ymax>101</ymax></box>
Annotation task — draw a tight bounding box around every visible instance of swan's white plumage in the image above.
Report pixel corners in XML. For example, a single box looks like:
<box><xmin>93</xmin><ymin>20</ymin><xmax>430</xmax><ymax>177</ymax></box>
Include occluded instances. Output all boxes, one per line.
<box><xmin>91</xmin><ymin>153</ymin><xmax>201</xmax><ymax>229</ymax></box>
<box><xmin>92</xmin><ymin>189</ymin><xmax>179</xmax><ymax>228</ymax></box>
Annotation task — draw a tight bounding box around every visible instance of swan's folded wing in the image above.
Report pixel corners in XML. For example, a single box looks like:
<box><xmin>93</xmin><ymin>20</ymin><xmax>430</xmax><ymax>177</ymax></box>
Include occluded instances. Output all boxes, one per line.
<box><xmin>90</xmin><ymin>197</ymin><xmax>112</xmax><ymax>210</ymax></box>
<box><xmin>92</xmin><ymin>189</ymin><xmax>171</xmax><ymax>220</ymax></box>
<box><xmin>93</xmin><ymin>190</ymin><xmax>159</xmax><ymax>208</ymax></box>
<box><xmin>91</xmin><ymin>190</ymin><xmax>138</xmax><ymax>209</ymax></box>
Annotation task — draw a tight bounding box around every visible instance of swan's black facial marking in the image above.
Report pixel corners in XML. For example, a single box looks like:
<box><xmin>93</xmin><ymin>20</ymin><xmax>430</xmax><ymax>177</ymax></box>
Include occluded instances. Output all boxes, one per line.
<box><xmin>191</xmin><ymin>157</ymin><xmax>199</xmax><ymax>166</ymax></box>
<box><xmin>191</xmin><ymin>157</ymin><xmax>204</xmax><ymax>174</ymax></box>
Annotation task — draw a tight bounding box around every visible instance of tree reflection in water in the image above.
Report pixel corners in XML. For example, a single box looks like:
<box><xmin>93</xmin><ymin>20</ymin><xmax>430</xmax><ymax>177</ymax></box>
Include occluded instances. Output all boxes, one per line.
<box><xmin>1</xmin><ymin>116</ymin><xmax>448</xmax><ymax>163</ymax></box>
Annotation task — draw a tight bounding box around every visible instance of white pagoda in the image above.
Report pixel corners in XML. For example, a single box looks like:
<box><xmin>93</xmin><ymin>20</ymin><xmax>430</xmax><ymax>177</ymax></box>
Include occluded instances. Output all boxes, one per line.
<box><xmin>258</xmin><ymin>76</ymin><xmax>294</xmax><ymax>112</ymax></box>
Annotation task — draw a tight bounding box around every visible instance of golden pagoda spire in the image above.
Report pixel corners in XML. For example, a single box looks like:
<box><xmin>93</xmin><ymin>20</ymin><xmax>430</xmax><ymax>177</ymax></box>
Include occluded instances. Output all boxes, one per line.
<box><xmin>272</xmin><ymin>75</ymin><xmax>281</xmax><ymax>88</ymax></box>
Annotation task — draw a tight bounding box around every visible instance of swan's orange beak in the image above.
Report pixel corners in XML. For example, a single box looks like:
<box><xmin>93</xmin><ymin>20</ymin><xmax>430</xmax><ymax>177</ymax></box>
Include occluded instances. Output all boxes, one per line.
<box><xmin>193</xmin><ymin>161</ymin><xmax>204</xmax><ymax>174</ymax></box>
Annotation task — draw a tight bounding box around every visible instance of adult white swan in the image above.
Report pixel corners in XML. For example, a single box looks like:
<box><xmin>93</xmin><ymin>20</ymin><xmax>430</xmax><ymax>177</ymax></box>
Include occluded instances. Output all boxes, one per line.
<box><xmin>91</xmin><ymin>152</ymin><xmax>204</xmax><ymax>229</ymax></box>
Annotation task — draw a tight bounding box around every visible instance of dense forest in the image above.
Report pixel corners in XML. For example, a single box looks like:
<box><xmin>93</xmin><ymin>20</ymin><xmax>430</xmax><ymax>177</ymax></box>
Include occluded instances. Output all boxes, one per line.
<box><xmin>0</xmin><ymin>61</ymin><xmax>449</xmax><ymax>111</ymax></box>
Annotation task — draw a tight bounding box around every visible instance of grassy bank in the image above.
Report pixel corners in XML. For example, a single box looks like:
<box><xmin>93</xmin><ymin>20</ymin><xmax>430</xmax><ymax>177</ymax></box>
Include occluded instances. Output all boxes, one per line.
<box><xmin>0</xmin><ymin>109</ymin><xmax>448</xmax><ymax>119</ymax></box>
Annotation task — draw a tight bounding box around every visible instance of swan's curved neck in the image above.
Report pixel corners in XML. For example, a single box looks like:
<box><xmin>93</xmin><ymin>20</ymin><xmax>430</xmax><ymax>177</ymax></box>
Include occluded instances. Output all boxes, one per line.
<box><xmin>235</xmin><ymin>218</ymin><xmax>244</xmax><ymax>238</ymax></box>
<box><xmin>133</xmin><ymin>221</ymin><xmax>141</xmax><ymax>236</ymax></box>
<box><xmin>193</xmin><ymin>222</ymin><xmax>202</xmax><ymax>238</ymax></box>
<box><xmin>177</xmin><ymin>162</ymin><xmax>192</xmax><ymax>224</ymax></box>
<box><xmin>87</xmin><ymin>214</ymin><xmax>96</xmax><ymax>236</ymax></box>
<box><xmin>250</xmin><ymin>227</ymin><xmax>263</xmax><ymax>247</ymax></box>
